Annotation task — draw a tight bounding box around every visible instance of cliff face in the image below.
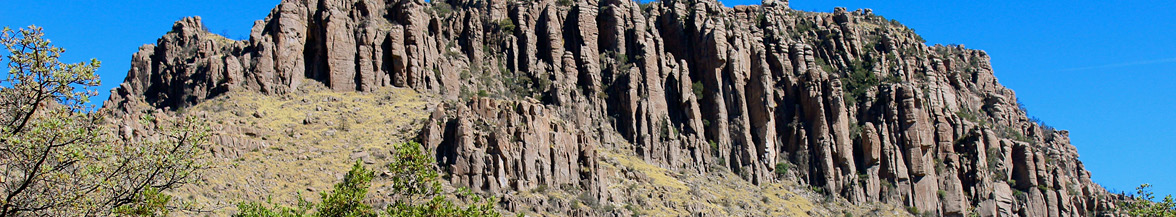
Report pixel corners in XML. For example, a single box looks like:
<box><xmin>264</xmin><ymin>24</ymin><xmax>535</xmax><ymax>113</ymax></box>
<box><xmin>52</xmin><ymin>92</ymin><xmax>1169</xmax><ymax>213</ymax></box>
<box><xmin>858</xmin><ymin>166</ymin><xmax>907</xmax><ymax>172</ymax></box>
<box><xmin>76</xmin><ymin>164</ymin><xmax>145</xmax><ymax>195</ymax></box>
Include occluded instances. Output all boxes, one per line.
<box><xmin>106</xmin><ymin>0</ymin><xmax>1122</xmax><ymax>216</ymax></box>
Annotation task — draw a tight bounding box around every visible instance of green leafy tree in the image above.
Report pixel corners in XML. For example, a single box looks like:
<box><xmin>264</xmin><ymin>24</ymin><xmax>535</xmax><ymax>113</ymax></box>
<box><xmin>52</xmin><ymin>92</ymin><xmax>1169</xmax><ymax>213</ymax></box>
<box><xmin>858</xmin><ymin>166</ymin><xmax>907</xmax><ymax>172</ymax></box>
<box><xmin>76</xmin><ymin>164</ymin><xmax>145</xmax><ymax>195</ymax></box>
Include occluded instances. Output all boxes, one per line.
<box><xmin>1122</xmin><ymin>184</ymin><xmax>1176</xmax><ymax>217</ymax></box>
<box><xmin>236</xmin><ymin>142</ymin><xmax>502</xmax><ymax>217</ymax></box>
<box><xmin>384</xmin><ymin>141</ymin><xmax>499</xmax><ymax>217</ymax></box>
<box><xmin>316</xmin><ymin>162</ymin><xmax>375</xmax><ymax>217</ymax></box>
<box><xmin>0</xmin><ymin>25</ymin><xmax>208</xmax><ymax>216</ymax></box>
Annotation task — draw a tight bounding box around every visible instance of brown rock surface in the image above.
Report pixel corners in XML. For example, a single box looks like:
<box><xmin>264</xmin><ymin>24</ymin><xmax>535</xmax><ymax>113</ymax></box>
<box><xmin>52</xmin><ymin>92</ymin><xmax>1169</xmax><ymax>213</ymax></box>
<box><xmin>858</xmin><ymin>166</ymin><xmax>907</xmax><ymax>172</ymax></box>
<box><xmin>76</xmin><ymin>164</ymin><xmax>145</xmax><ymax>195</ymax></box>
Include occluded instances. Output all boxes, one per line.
<box><xmin>105</xmin><ymin>0</ymin><xmax>1123</xmax><ymax>216</ymax></box>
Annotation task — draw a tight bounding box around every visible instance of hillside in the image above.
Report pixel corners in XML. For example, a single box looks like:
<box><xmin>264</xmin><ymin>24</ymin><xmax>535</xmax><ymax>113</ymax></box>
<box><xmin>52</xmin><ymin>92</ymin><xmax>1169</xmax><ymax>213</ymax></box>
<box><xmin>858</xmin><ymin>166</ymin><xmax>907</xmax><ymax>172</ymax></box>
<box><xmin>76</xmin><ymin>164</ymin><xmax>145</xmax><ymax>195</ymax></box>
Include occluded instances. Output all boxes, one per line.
<box><xmin>104</xmin><ymin>0</ymin><xmax>1124</xmax><ymax>216</ymax></box>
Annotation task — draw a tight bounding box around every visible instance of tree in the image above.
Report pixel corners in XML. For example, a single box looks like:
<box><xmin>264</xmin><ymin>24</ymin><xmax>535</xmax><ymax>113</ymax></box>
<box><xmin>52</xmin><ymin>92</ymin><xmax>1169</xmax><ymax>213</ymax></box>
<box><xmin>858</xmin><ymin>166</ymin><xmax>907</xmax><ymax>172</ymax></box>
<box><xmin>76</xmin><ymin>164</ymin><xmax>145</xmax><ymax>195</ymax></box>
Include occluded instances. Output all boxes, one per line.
<box><xmin>383</xmin><ymin>141</ymin><xmax>499</xmax><ymax>217</ymax></box>
<box><xmin>0</xmin><ymin>25</ymin><xmax>208</xmax><ymax>216</ymax></box>
<box><xmin>235</xmin><ymin>142</ymin><xmax>502</xmax><ymax>217</ymax></box>
<box><xmin>1122</xmin><ymin>184</ymin><xmax>1176</xmax><ymax>217</ymax></box>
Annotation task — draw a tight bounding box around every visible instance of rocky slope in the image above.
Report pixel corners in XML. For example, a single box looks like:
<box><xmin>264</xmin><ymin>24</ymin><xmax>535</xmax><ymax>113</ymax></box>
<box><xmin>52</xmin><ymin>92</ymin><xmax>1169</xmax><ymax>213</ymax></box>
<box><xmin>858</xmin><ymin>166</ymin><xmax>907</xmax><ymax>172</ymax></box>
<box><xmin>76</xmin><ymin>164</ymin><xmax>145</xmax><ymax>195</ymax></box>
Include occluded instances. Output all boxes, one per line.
<box><xmin>106</xmin><ymin>0</ymin><xmax>1124</xmax><ymax>216</ymax></box>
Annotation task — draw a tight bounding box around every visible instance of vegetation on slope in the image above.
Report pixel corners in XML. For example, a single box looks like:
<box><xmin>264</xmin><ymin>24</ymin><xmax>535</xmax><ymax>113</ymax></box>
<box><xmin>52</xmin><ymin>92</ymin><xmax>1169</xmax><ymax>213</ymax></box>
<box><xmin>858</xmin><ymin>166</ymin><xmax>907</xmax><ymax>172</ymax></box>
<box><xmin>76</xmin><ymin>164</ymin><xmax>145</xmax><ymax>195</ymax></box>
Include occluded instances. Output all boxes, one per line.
<box><xmin>234</xmin><ymin>142</ymin><xmax>502</xmax><ymax>217</ymax></box>
<box><xmin>168</xmin><ymin>83</ymin><xmax>429</xmax><ymax>213</ymax></box>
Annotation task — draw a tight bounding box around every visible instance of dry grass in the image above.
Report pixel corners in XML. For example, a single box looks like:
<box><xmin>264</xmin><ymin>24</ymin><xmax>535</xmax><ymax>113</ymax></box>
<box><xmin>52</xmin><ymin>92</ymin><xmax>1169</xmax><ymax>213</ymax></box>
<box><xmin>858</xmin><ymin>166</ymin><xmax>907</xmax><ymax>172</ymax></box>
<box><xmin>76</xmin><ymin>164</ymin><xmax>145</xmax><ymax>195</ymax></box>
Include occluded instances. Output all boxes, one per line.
<box><xmin>168</xmin><ymin>84</ymin><xmax>430</xmax><ymax>215</ymax></box>
<box><xmin>596</xmin><ymin>147</ymin><xmax>816</xmax><ymax>216</ymax></box>
<box><xmin>594</xmin><ymin>146</ymin><xmax>911</xmax><ymax>217</ymax></box>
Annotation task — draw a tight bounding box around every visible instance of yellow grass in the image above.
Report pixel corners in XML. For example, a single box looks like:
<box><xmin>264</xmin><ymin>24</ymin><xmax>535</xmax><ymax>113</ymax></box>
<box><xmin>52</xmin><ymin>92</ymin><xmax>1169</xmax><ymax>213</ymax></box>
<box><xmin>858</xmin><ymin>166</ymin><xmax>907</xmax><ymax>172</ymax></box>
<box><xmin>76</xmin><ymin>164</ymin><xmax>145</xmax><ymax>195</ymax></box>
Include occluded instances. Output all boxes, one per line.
<box><xmin>169</xmin><ymin>84</ymin><xmax>430</xmax><ymax>214</ymax></box>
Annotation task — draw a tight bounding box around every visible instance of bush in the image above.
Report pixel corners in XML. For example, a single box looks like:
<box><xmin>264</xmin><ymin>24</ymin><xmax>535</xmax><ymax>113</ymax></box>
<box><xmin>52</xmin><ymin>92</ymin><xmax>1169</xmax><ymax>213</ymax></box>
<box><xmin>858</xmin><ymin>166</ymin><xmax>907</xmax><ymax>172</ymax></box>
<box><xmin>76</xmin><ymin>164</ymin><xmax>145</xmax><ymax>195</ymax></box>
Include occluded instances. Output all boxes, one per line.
<box><xmin>658</xmin><ymin>119</ymin><xmax>677</xmax><ymax>139</ymax></box>
<box><xmin>576</xmin><ymin>192</ymin><xmax>598</xmax><ymax>208</ymax></box>
<box><xmin>881</xmin><ymin>180</ymin><xmax>896</xmax><ymax>191</ymax></box>
<box><xmin>794</xmin><ymin>19</ymin><xmax>814</xmax><ymax>35</ymax></box>
<box><xmin>957</xmin><ymin>110</ymin><xmax>980</xmax><ymax>123</ymax></box>
<box><xmin>1016</xmin><ymin>99</ymin><xmax>1029</xmax><ymax>114</ymax></box>
<box><xmin>841</xmin><ymin>59</ymin><xmax>879</xmax><ymax>106</ymax></box>
<box><xmin>639</xmin><ymin>1</ymin><xmax>655</xmax><ymax>11</ymax></box>
<box><xmin>934</xmin><ymin>159</ymin><xmax>945</xmax><ymax>174</ymax></box>
<box><xmin>692</xmin><ymin>81</ymin><xmax>705</xmax><ymax>98</ymax></box>
<box><xmin>814</xmin><ymin>56</ymin><xmax>835</xmax><ymax>74</ymax></box>
<box><xmin>1000</xmin><ymin>126</ymin><xmax>1031</xmax><ymax>143</ymax></box>
<box><xmin>556</xmin><ymin>0</ymin><xmax>573</xmax><ymax>7</ymax></box>
<box><xmin>1031</xmin><ymin>116</ymin><xmax>1057</xmax><ymax>142</ymax></box>
<box><xmin>708</xmin><ymin>140</ymin><xmax>719</xmax><ymax>154</ymax></box>
<box><xmin>624</xmin><ymin>203</ymin><xmax>642</xmax><ymax>216</ymax></box>
<box><xmin>429</xmin><ymin>2</ymin><xmax>453</xmax><ymax>16</ymax></box>
<box><xmin>985</xmin><ymin>147</ymin><xmax>1001</xmax><ymax>166</ymax></box>
<box><xmin>774</xmin><ymin>162</ymin><xmax>792</xmax><ymax>178</ymax></box>
<box><xmin>497</xmin><ymin>19</ymin><xmax>515</xmax><ymax>35</ymax></box>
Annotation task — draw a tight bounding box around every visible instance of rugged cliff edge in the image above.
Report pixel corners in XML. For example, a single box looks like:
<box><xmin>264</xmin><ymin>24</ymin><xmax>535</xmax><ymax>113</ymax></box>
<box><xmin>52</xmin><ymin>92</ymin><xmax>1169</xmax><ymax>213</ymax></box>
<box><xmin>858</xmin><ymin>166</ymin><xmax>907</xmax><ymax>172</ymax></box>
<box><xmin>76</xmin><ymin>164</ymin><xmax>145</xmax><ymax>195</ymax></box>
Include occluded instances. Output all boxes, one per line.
<box><xmin>105</xmin><ymin>0</ymin><xmax>1124</xmax><ymax>216</ymax></box>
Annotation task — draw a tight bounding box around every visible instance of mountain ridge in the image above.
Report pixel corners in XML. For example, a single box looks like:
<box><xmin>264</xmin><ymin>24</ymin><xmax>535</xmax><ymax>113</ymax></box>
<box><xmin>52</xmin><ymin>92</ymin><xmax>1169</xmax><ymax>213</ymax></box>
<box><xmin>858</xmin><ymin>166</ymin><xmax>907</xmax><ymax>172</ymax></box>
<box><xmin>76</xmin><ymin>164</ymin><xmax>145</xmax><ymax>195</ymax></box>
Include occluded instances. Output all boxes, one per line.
<box><xmin>104</xmin><ymin>0</ymin><xmax>1126</xmax><ymax>216</ymax></box>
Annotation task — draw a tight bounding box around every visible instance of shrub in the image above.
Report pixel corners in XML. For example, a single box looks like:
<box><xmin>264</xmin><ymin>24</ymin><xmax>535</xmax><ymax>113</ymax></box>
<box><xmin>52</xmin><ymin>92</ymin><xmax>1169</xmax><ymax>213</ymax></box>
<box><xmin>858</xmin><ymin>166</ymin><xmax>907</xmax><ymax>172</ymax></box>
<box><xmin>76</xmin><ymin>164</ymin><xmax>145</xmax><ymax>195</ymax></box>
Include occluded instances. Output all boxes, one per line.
<box><xmin>934</xmin><ymin>159</ymin><xmax>945</xmax><ymax>174</ymax></box>
<box><xmin>1000</xmin><ymin>127</ymin><xmax>1031</xmax><ymax>143</ymax></box>
<box><xmin>957</xmin><ymin>110</ymin><xmax>979</xmax><ymax>123</ymax></box>
<box><xmin>428</xmin><ymin>2</ymin><xmax>453</xmax><ymax>16</ymax></box>
<box><xmin>881</xmin><ymin>180</ymin><xmax>896</xmax><ymax>190</ymax></box>
<box><xmin>1031</xmin><ymin>116</ymin><xmax>1057</xmax><ymax>142</ymax></box>
<box><xmin>840</xmin><ymin>59</ymin><xmax>879</xmax><ymax>106</ymax></box>
<box><xmin>616</xmin><ymin>53</ymin><xmax>633</xmax><ymax>72</ymax></box>
<box><xmin>709</xmin><ymin>140</ymin><xmax>719</xmax><ymax>153</ymax></box>
<box><xmin>692</xmin><ymin>81</ymin><xmax>705</xmax><ymax>98</ymax></box>
<box><xmin>556</xmin><ymin>0</ymin><xmax>573</xmax><ymax>7</ymax></box>
<box><xmin>774</xmin><ymin>162</ymin><xmax>792</xmax><ymax>177</ymax></box>
<box><xmin>658</xmin><ymin>119</ymin><xmax>677</xmax><ymax>139</ymax></box>
<box><xmin>624</xmin><ymin>203</ymin><xmax>642</xmax><ymax>216</ymax></box>
<box><xmin>811</xmin><ymin>186</ymin><xmax>826</xmax><ymax>195</ymax></box>
<box><xmin>814</xmin><ymin>56</ymin><xmax>835</xmax><ymax>74</ymax></box>
<box><xmin>794</xmin><ymin>19</ymin><xmax>814</xmax><ymax>35</ymax></box>
<box><xmin>497</xmin><ymin>19</ymin><xmax>515</xmax><ymax>35</ymax></box>
<box><xmin>1016</xmin><ymin>99</ymin><xmax>1029</xmax><ymax>113</ymax></box>
<box><xmin>1039</xmin><ymin>184</ymin><xmax>1058</xmax><ymax>192</ymax></box>
<box><xmin>576</xmin><ymin>192</ymin><xmax>598</xmax><ymax>208</ymax></box>
<box><xmin>849</xmin><ymin>124</ymin><xmax>863</xmax><ymax>141</ymax></box>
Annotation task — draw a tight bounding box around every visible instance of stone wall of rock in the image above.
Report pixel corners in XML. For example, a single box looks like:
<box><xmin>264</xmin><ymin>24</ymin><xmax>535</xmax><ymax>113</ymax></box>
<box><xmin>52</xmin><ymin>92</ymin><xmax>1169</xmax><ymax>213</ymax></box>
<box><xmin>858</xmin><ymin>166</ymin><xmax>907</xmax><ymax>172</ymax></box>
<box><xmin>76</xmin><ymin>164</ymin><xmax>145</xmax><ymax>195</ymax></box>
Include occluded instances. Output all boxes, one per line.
<box><xmin>106</xmin><ymin>0</ymin><xmax>1123</xmax><ymax>216</ymax></box>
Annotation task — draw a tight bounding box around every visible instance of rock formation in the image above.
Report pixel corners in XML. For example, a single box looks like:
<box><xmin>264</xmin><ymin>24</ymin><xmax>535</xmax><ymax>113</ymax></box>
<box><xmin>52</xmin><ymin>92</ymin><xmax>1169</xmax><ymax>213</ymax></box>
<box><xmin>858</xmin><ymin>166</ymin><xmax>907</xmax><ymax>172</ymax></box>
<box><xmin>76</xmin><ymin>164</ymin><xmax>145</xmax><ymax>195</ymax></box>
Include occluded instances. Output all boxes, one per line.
<box><xmin>106</xmin><ymin>0</ymin><xmax>1124</xmax><ymax>216</ymax></box>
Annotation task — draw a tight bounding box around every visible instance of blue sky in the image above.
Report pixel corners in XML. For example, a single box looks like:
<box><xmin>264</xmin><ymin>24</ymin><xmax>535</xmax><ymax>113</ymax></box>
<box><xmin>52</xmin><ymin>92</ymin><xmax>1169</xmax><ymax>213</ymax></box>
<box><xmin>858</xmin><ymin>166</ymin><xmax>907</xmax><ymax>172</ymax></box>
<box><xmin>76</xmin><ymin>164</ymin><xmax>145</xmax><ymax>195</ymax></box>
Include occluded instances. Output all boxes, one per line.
<box><xmin>2</xmin><ymin>0</ymin><xmax>1173</xmax><ymax>196</ymax></box>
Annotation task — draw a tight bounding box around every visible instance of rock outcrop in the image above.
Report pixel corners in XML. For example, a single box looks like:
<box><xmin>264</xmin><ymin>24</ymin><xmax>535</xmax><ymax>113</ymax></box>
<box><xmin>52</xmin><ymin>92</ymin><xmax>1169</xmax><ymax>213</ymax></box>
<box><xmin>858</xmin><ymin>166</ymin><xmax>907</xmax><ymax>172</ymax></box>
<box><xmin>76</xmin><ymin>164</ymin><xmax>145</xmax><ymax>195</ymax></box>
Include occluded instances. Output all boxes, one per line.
<box><xmin>107</xmin><ymin>0</ymin><xmax>1123</xmax><ymax>216</ymax></box>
